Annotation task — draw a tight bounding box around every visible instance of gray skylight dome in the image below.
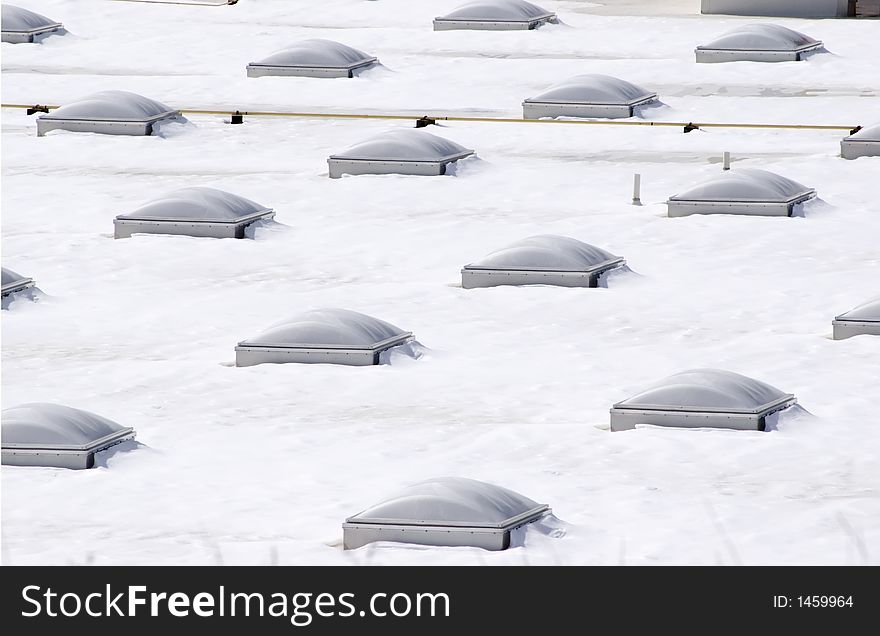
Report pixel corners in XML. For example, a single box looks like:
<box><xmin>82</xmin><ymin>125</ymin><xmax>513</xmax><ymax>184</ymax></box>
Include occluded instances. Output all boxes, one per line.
<box><xmin>667</xmin><ymin>168</ymin><xmax>816</xmax><ymax>217</ymax></box>
<box><xmin>1</xmin><ymin>266</ymin><xmax>36</xmax><ymax>308</ymax></box>
<box><xmin>462</xmin><ymin>235</ymin><xmax>625</xmax><ymax>289</ymax></box>
<box><xmin>833</xmin><ymin>296</ymin><xmax>880</xmax><ymax>340</ymax></box>
<box><xmin>696</xmin><ymin>24</ymin><xmax>823</xmax><ymax>62</ymax></box>
<box><xmin>2</xmin><ymin>5</ymin><xmax>63</xmax><ymax>43</ymax></box>
<box><xmin>236</xmin><ymin>308</ymin><xmax>415</xmax><ymax>367</ymax></box>
<box><xmin>610</xmin><ymin>368</ymin><xmax>797</xmax><ymax>431</ymax></box>
<box><xmin>328</xmin><ymin>129</ymin><xmax>474</xmax><ymax>178</ymax></box>
<box><xmin>841</xmin><ymin>123</ymin><xmax>880</xmax><ymax>160</ymax></box>
<box><xmin>114</xmin><ymin>187</ymin><xmax>274</xmax><ymax>239</ymax></box>
<box><xmin>247</xmin><ymin>39</ymin><xmax>378</xmax><ymax>78</ymax></box>
<box><xmin>344</xmin><ymin>477</ymin><xmax>550</xmax><ymax>550</ymax></box>
<box><xmin>37</xmin><ymin>91</ymin><xmax>184</xmax><ymax>137</ymax></box>
<box><xmin>2</xmin><ymin>403</ymin><xmax>136</xmax><ymax>469</ymax></box>
<box><xmin>523</xmin><ymin>74</ymin><xmax>658</xmax><ymax>119</ymax></box>
<box><xmin>434</xmin><ymin>0</ymin><xmax>556</xmax><ymax>30</ymax></box>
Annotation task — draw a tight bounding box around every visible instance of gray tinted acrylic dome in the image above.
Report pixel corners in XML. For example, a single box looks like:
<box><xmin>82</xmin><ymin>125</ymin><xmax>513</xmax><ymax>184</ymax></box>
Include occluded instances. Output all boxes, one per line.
<box><xmin>523</xmin><ymin>75</ymin><xmax>658</xmax><ymax>120</ymax></box>
<box><xmin>37</xmin><ymin>91</ymin><xmax>184</xmax><ymax>137</ymax></box>
<box><xmin>328</xmin><ymin>129</ymin><xmax>474</xmax><ymax>178</ymax></box>
<box><xmin>611</xmin><ymin>369</ymin><xmax>797</xmax><ymax>431</ymax></box>
<box><xmin>841</xmin><ymin>123</ymin><xmax>880</xmax><ymax>160</ymax></box>
<box><xmin>247</xmin><ymin>39</ymin><xmax>378</xmax><ymax>78</ymax></box>
<box><xmin>434</xmin><ymin>0</ymin><xmax>556</xmax><ymax>30</ymax></box>
<box><xmin>833</xmin><ymin>296</ymin><xmax>880</xmax><ymax>339</ymax></box>
<box><xmin>667</xmin><ymin>168</ymin><xmax>816</xmax><ymax>217</ymax></box>
<box><xmin>114</xmin><ymin>187</ymin><xmax>274</xmax><ymax>239</ymax></box>
<box><xmin>344</xmin><ymin>477</ymin><xmax>550</xmax><ymax>550</ymax></box>
<box><xmin>2</xmin><ymin>5</ymin><xmax>63</xmax><ymax>42</ymax></box>
<box><xmin>2</xmin><ymin>403</ymin><xmax>135</xmax><ymax>469</ymax></box>
<box><xmin>462</xmin><ymin>235</ymin><xmax>625</xmax><ymax>289</ymax></box>
<box><xmin>236</xmin><ymin>308</ymin><xmax>414</xmax><ymax>367</ymax></box>
<box><xmin>696</xmin><ymin>24</ymin><xmax>823</xmax><ymax>62</ymax></box>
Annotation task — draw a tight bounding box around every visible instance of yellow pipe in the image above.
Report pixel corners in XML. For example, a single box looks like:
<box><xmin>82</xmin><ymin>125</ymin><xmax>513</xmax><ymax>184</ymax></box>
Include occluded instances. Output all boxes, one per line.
<box><xmin>0</xmin><ymin>103</ymin><xmax>857</xmax><ymax>132</ymax></box>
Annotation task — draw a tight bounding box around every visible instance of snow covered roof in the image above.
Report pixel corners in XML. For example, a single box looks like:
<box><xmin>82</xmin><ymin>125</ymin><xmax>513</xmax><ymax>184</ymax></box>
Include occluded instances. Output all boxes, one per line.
<box><xmin>846</xmin><ymin>123</ymin><xmax>880</xmax><ymax>142</ymax></box>
<box><xmin>346</xmin><ymin>477</ymin><xmax>549</xmax><ymax>527</ymax></box>
<box><xmin>436</xmin><ymin>0</ymin><xmax>555</xmax><ymax>23</ymax></box>
<box><xmin>239</xmin><ymin>309</ymin><xmax>411</xmax><ymax>350</ymax></box>
<box><xmin>251</xmin><ymin>39</ymin><xmax>376</xmax><ymax>69</ymax></box>
<box><xmin>526</xmin><ymin>74</ymin><xmax>656</xmax><ymax>106</ymax></box>
<box><xmin>698</xmin><ymin>24</ymin><xmax>821</xmax><ymax>52</ymax></box>
<box><xmin>329</xmin><ymin>130</ymin><xmax>474</xmax><ymax>163</ymax></box>
<box><xmin>836</xmin><ymin>297</ymin><xmax>880</xmax><ymax>322</ymax></box>
<box><xmin>670</xmin><ymin>168</ymin><xmax>815</xmax><ymax>203</ymax></box>
<box><xmin>614</xmin><ymin>369</ymin><xmax>794</xmax><ymax>414</ymax></box>
<box><xmin>117</xmin><ymin>187</ymin><xmax>271</xmax><ymax>223</ymax></box>
<box><xmin>2</xmin><ymin>403</ymin><xmax>133</xmax><ymax>450</ymax></box>
<box><xmin>41</xmin><ymin>91</ymin><xmax>178</xmax><ymax>122</ymax></box>
<box><xmin>466</xmin><ymin>235</ymin><xmax>622</xmax><ymax>271</ymax></box>
<box><xmin>1</xmin><ymin>4</ymin><xmax>61</xmax><ymax>33</ymax></box>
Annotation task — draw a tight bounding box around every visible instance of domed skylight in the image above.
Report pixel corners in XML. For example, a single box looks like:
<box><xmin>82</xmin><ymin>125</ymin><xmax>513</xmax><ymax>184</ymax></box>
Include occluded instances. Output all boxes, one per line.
<box><xmin>328</xmin><ymin>129</ymin><xmax>474</xmax><ymax>178</ymax></box>
<box><xmin>523</xmin><ymin>74</ymin><xmax>658</xmax><ymax>119</ymax></box>
<box><xmin>696</xmin><ymin>24</ymin><xmax>823</xmax><ymax>62</ymax></box>
<box><xmin>842</xmin><ymin>123</ymin><xmax>880</xmax><ymax>160</ymax></box>
<box><xmin>37</xmin><ymin>91</ymin><xmax>184</xmax><ymax>137</ymax></box>
<box><xmin>247</xmin><ymin>39</ymin><xmax>378</xmax><ymax>78</ymax></box>
<box><xmin>833</xmin><ymin>296</ymin><xmax>880</xmax><ymax>340</ymax></box>
<box><xmin>1</xmin><ymin>266</ymin><xmax>35</xmax><ymax>309</ymax></box>
<box><xmin>114</xmin><ymin>187</ymin><xmax>274</xmax><ymax>239</ymax></box>
<box><xmin>344</xmin><ymin>477</ymin><xmax>550</xmax><ymax>550</ymax></box>
<box><xmin>236</xmin><ymin>308</ymin><xmax>414</xmax><ymax>367</ymax></box>
<box><xmin>610</xmin><ymin>369</ymin><xmax>797</xmax><ymax>431</ymax></box>
<box><xmin>667</xmin><ymin>168</ymin><xmax>816</xmax><ymax>217</ymax></box>
<box><xmin>1</xmin><ymin>5</ymin><xmax>63</xmax><ymax>43</ymax></box>
<box><xmin>462</xmin><ymin>235</ymin><xmax>625</xmax><ymax>289</ymax></box>
<box><xmin>2</xmin><ymin>403</ymin><xmax>136</xmax><ymax>469</ymax></box>
<box><xmin>434</xmin><ymin>0</ymin><xmax>556</xmax><ymax>30</ymax></box>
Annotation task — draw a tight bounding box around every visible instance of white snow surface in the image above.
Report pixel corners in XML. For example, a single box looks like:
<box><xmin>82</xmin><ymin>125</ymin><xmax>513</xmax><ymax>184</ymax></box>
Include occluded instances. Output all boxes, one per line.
<box><xmin>697</xmin><ymin>23</ymin><xmax>820</xmax><ymax>52</ymax></box>
<box><xmin>467</xmin><ymin>235</ymin><xmax>619</xmax><ymax>270</ymax></box>
<box><xmin>119</xmin><ymin>187</ymin><xmax>270</xmax><ymax>222</ymax></box>
<box><xmin>438</xmin><ymin>0</ymin><xmax>554</xmax><ymax>22</ymax></box>
<box><xmin>2</xmin><ymin>403</ymin><xmax>127</xmax><ymax>447</ymax></box>
<box><xmin>1</xmin><ymin>4</ymin><xmax>59</xmax><ymax>32</ymax></box>
<box><xmin>614</xmin><ymin>368</ymin><xmax>792</xmax><ymax>412</ymax></box>
<box><xmin>836</xmin><ymin>297</ymin><xmax>880</xmax><ymax>322</ymax></box>
<box><xmin>348</xmin><ymin>477</ymin><xmax>545</xmax><ymax>525</ymax></box>
<box><xmin>330</xmin><ymin>129</ymin><xmax>473</xmax><ymax>162</ymax></box>
<box><xmin>239</xmin><ymin>308</ymin><xmax>410</xmax><ymax>349</ymax></box>
<box><xmin>1</xmin><ymin>0</ymin><xmax>879</xmax><ymax>566</ymax></box>
<box><xmin>670</xmin><ymin>168</ymin><xmax>813</xmax><ymax>202</ymax></box>
<box><xmin>527</xmin><ymin>73</ymin><xmax>654</xmax><ymax>105</ymax></box>
<box><xmin>42</xmin><ymin>89</ymin><xmax>176</xmax><ymax>121</ymax></box>
<box><xmin>252</xmin><ymin>39</ymin><xmax>375</xmax><ymax>69</ymax></box>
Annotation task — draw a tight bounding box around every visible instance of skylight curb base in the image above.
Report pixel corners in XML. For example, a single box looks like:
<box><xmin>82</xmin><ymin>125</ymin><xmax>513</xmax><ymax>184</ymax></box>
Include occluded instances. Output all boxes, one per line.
<box><xmin>114</xmin><ymin>211</ymin><xmax>275</xmax><ymax>239</ymax></box>
<box><xmin>695</xmin><ymin>43</ymin><xmax>823</xmax><ymax>63</ymax></box>
<box><xmin>235</xmin><ymin>334</ymin><xmax>414</xmax><ymax>367</ymax></box>
<box><xmin>1</xmin><ymin>23</ymin><xmax>62</xmax><ymax>43</ymax></box>
<box><xmin>461</xmin><ymin>258</ymin><xmax>624</xmax><ymax>289</ymax></box>
<box><xmin>247</xmin><ymin>58</ymin><xmax>377</xmax><ymax>78</ymax></box>
<box><xmin>832</xmin><ymin>319</ymin><xmax>880</xmax><ymax>340</ymax></box>
<box><xmin>37</xmin><ymin>112</ymin><xmax>182</xmax><ymax>137</ymax></box>
<box><xmin>1</xmin><ymin>278</ymin><xmax>34</xmax><ymax>297</ymax></box>
<box><xmin>432</xmin><ymin>15</ymin><xmax>555</xmax><ymax>31</ymax></box>
<box><xmin>610</xmin><ymin>397</ymin><xmax>797</xmax><ymax>432</ymax></box>
<box><xmin>343</xmin><ymin>506</ymin><xmax>549</xmax><ymax>551</ymax></box>
<box><xmin>1</xmin><ymin>428</ymin><xmax>135</xmax><ymax>470</ymax></box>
<box><xmin>841</xmin><ymin>139</ymin><xmax>879</xmax><ymax>160</ymax></box>
<box><xmin>522</xmin><ymin>95</ymin><xmax>657</xmax><ymax>120</ymax></box>
<box><xmin>700</xmin><ymin>0</ymin><xmax>850</xmax><ymax>17</ymax></box>
<box><xmin>328</xmin><ymin>152</ymin><xmax>474</xmax><ymax>178</ymax></box>
<box><xmin>667</xmin><ymin>192</ymin><xmax>816</xmax><ymax>218</ymax></box>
